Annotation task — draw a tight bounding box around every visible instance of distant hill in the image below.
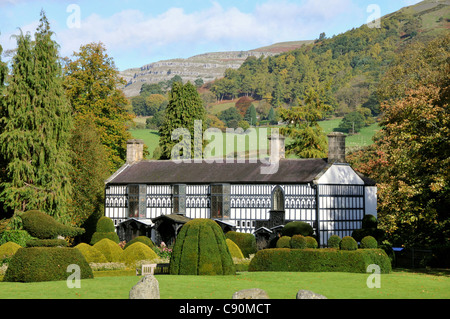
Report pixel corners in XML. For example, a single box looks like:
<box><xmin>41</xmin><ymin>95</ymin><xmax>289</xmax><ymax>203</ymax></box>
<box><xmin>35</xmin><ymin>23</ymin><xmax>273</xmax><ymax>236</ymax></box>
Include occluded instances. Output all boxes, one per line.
<box><xmin>120</xmin><ymin>41</ymin><xmax>313</xmax><ymax>97</ymax></box>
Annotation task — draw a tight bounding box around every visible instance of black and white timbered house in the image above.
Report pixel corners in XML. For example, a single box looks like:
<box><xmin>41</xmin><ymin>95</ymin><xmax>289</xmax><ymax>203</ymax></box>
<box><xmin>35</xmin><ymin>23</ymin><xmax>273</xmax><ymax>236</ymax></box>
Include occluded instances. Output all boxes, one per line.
<box><xmin>105</xmin><ymin>133</ymin><xmax>377</xmax><ymax>247</ymax></box>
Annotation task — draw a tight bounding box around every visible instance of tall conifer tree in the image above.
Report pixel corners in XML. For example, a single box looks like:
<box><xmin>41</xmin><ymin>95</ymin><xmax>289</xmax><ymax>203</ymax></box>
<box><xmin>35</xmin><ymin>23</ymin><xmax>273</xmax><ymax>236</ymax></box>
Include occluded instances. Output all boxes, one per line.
<box><xmin>0</xmin><ymin>12</ymin><xmax>73</xmax><ymax>226</ymax></box>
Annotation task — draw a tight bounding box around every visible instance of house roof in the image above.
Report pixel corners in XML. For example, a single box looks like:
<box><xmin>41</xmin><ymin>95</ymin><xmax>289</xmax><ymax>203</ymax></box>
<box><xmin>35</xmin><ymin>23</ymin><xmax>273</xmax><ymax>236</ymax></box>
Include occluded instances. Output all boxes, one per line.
<box><xmin>106</xmin><ymin>159</ymin><xmax>376</xmax><ymax>186</ymax></box>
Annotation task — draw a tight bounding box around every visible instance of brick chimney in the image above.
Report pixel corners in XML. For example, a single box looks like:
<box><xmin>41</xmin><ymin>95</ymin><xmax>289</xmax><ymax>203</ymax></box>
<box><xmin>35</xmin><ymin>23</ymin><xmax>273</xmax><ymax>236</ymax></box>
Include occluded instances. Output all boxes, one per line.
<box><xmin>127</xmin><ymin>139</ymin><xmax>144</xmax><ymax>164</ymax></box>
<box><xmin>268</xmin><ymin>132</ymin><xmax>286</xmax><ymax>162</ymax></box>
<box><xmin>327</xmin><ymin>132</ymin><xmax>347</xmax><ymax>163</ymax></box>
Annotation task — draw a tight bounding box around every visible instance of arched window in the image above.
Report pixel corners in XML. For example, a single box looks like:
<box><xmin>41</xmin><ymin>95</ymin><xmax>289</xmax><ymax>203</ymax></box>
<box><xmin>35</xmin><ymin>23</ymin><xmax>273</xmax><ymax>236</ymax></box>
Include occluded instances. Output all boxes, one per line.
<box><xmin>272</xmin><ymin>186</ymin><xmax>285</xmax><ymax>211</ymax></box>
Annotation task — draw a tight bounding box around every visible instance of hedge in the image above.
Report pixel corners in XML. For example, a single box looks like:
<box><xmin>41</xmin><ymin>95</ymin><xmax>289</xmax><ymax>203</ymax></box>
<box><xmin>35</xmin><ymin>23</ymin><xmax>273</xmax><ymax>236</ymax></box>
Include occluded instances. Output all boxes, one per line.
<box><xmin>0</xmin><ymin>242</ymin><xmax>22</xmax><ymax>259</ymax></box>
<box><xmin>90</xmin><ymin>216</ymin><xmax>119</xmax><ymax>245</ymax></box>
<box><xmin>248</xmin><ymin>248</ymin><xmax>392</xmax><ymax>274</ymax></box>
<box><xmin>92</xmin><ymin>238</ymin><xmax>123</xmax><ymax>262</ymax></box>
<box><xmin>226</xmin><ymin>239</ymin><xmax>245</xmax><ymax>260</ymax></box>
<box><xmin>281</xmin><ymin>221</ymin><xmax>313</xmax><ymax>237</ymax></box>
<box><xmin>225</xmin><ymin>231</ymin><xmax>257</xmax><ymax>258</ymax></box>
<box><xmin>123</xmin><ymin>236</ymin><xmax>155</xmax><ymax>250</ymax></box>
<box><xmin>290</xmin><ymin>235</ymin><xmax>307</xmax><ymax>249</ymax></box>
<box><xmin>122</xmin><ymin>242</ymin><xmax>158</xmax><ymax>267</ymax></box>
<box><xmin>74</xmin><ymin>243</ymin><xmax>108</xmax><ymax>264</ymax></box>
<box><xmin>20</xmin><ymin>210</ymin><xmax>84</xmax><ymax>239</ymax></box>
<box><xmin>4</xmin><ymin>247</ymin><xmax>93</xmax><ymax>282</ymax></box>
<box><xmin>170</xmin><ymin>219</ymin><xmax>235</xmax><ymax>275</ymax></box>
<box><xmin>276</xmin><ymin>236</ymin><xmax>291</xmax><ymax>248</ymax></box>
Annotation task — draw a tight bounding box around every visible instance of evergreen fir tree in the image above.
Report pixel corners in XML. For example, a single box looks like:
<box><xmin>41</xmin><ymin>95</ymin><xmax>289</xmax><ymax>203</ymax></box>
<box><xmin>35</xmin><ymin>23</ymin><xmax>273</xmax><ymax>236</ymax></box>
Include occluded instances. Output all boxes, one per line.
<box><xmin>0</xmin><ymin>12</ymin><xmax>73</xmax><ymax>226</ymax></box>
<box><xmin>159</xmin><ymin>82</ymin><xmax>206</xmax><ymax>160</ymax></box>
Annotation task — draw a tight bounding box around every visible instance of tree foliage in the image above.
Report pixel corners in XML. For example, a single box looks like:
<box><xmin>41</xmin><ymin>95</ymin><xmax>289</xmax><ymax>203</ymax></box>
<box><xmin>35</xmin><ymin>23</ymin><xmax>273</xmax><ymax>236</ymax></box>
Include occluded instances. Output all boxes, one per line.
<box><xmin>63</xmin><ymin>42</ymin><xmax>133</xmax><ymax>172</ymax></box>
<box><xmin>0</xmin><ymin>12</ymin><xmax>73</xmax><ymax>225</ymax></box>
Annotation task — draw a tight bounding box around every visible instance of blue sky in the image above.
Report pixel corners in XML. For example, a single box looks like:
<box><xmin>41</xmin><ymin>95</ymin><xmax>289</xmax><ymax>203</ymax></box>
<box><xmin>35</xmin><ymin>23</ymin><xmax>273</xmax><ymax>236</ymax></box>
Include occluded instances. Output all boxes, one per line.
<box><xmin>0</xmin><ymin>0</ymin><xmax>422</xmax><ymax>71</ymax></box>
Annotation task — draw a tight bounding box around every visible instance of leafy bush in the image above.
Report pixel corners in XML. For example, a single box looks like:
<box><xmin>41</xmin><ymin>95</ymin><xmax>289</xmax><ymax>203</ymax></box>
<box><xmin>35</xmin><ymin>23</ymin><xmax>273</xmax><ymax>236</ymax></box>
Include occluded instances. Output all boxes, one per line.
<box><xmin>290</xmin><ymin>235</ymin><xmax>307</xmax><ymax>249</ymax></box>
<box><xmin>225</xmin><ymin>231</ymin><xmax>257</xmax><ymax>258</ymax></box>
<box><xmin>74</xmin><ymin>243</ymin><xmax>108</xmax><ymax>263</ymax></box>
<box><xmin>123</xmin><ymin>236</ymin><xmax>155</xmax><ymax>250</ymax></box>
<box><xmin>0</xmin><ymin>230</ymin><xmax>34</xmax><ymax>247</ymax></box>
<box><xmin>226</xmin><ymin>239</ymin><xmax>244</xmax><ymax>260</ymax></box>
<box><xmin>305</xmin><ymin>236</ymin><xmax>318</xmax><ymax>249</ymax></box>
<box><xmin>340</xmin><ymin>236</ymin><xmax>358</xmax><ymax>251</ymax></box>
<box><xmin>0</xmin><ymin>242</ymin><xmax>22</xmax><ymax>260</ymax></box>
<box><xmin>281</xmin><ymin>221</ymin><xmax>313</xmax><ymax>237</ymax></box>
<box><xmin>328</xmin><ymin>235</ymin><xmax>341</xmax><ymax>249</ymax></box>
<box><xmin>90</xmin><ymin>216</ymin><xmax>119</xmax><ymax>245</ymax></box>
<box><xmin>93</xmin><ymin>238</ymin><xmax>123</xmax><ymax>262</ymax></box>
<box><xmin>362</xmin><ymin>215</ymin><xmax>378</xmax><ymax>229</ymax></box>
<box><xmin>4</xmin><ymin>247</ymin><xmax>93</xmax><ymax>282</ymax></box>
<box><xmin>122</xmin><ymin>242</ymin><xmax>158</xmax><ymax>267</ymax></box>
<box><xmin>26</xmin><ymin>239</ymin><xmax>68</xmax><ymax>247</ymax></box>
<box><xmin>248</xmin><ymin>248</ymin><xmax>391</xmax><ymax>273</ymax></box>
<box><xmin>361</xmin><ymin>236</ymin><xmax>378</xmax><ymax>249</ymax></box>
<box><xmin>276</xmin><ymin>236</ymin><xmax>291</xmax><ymax>248</ymax></box>
<box><xmin>20</xmin><ymin>210</ymin><xmax>84</xmax><ymax>239</ymax></box>
<box><xmin>170</xmin><ymin>219</ymin><xmax>235</xmax><ymax>275</ymax></box>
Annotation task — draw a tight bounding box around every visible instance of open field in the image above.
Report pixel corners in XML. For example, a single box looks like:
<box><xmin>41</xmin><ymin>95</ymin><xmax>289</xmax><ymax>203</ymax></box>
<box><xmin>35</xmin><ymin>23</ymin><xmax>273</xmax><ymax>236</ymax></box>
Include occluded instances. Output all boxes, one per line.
<box><xmin>0</xmin><ymin>270</ymin><xmax>448</xmax><ymax>299</ymax></box>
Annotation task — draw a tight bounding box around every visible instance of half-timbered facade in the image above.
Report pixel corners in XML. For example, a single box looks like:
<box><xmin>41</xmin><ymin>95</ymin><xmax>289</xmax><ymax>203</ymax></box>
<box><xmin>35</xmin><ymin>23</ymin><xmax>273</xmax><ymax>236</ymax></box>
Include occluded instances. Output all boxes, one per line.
<box><xmin>105</xmin><ymin>133</ymin><xmax>377</xmax><ymax>247</ymax></box>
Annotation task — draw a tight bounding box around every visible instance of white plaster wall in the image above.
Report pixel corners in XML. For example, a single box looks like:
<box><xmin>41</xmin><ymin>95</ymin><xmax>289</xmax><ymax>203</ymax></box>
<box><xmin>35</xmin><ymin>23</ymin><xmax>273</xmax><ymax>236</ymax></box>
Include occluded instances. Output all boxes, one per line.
<box><xmin>317</xmin><ymin>164</ymin><xmax>365</xmax><ymax>185</ymax></box>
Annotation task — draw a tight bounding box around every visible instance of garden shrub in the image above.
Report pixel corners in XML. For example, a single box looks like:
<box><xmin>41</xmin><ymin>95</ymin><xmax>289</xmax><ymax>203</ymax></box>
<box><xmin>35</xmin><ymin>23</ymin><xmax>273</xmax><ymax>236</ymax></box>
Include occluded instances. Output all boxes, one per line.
<box><xmin>281</xmin><ymin>221</ymin><xmax>313</xmax><ymax>237</ymax></box>
<box><xmin>305</xmin><ymin>236</ymin><xmax>318</xmax><ymax>249</ymax></box>
<box><xmin>362</xmin><ymin>214</ymin><xmax>377</xmax><ymax>229</ymax></box>
<box><xmin>122</xmin><ymin>242</ymin><xmax>158</xmax><ymax>267</ymax></box>
<box><xmin>74</xmin><ymin>243</ymin><xmax>108</xmax><ymax>263</ymax></box>
<box><xmin>20</xmin><ymin>210</ymin><xmax>84</xmax><ymax>239</ymax></box>
<box><xmin>248</xmin><ymin>248</ymin><xmax>391</xmax><ymax>273</ymax></box>
<box><xmin>340</xmin><ymin>236</ymin><xmax>358</xmax><ymax>251</ymax></box>
<box><xmin>90</xmin><ymin>216</ymin><xmax>119</xmax><ymax>245</ymax></box>
<box><xmin>361</xmin><ymin>236</ymin><xmax>378</xmax><ymax>249</ymax></box>
<box><xmin>93</xmin><ymin>238</ymin><xmax>124</xmax><ymax>262</ymax></box>
<box><xmin>0</xmin><ymin>230</ymin><xmax>34</xmax><ymax>247</ymax></box>
<box><xmin>26</xmin><ymin>239</ymin><xmax>68</xmax><ymax>247</ymax></box>
<box><xmin>4</xmin><ymin>247</ymin><xmax>93</xmax><ymax>282</ymax></box>
<box><xmin>0</xmin><ymin>242</ymin><xmax>21</xmax><ymax>259</ymax></box>
<box><xmin>328</xmin><ymin>235</ymin><xmax>341</xmax><ymax>249</ymax></box>
<box><xmin>170</xmin><ymin>219</ymin><xmax>235</xmax><ymax>275</ymax></box>
<box><xmin>225</xmin><ymin>231</ymin><xmax>256</xmax><ymax>258</ymax></box>
<box><xmin>290</xmin><ymin>235</ymin><xmax>307</xmax><ymax>249</ymax></box>
<box><xmin>276</xmin><ymin>236</ymin><xmax>291</xmax><ymax>248</ymax></box>
<box><xmin>352</xmin><ymin>215</ymin><xmax>385</xmax><ymax>243</ymax></box>
<box><xmin>123</xmin><ymin>236</ymin><xmax>155</xmax><ymax>250</ymax></box>
<box><xmin>226</xmin><ymin>239</ymin><xmax>244</xmax><ymax>260</ymax></box>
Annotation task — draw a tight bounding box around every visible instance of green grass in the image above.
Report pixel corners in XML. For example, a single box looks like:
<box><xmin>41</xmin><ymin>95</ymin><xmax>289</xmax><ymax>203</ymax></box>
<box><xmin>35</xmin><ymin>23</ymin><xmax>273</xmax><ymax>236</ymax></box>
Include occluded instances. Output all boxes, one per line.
<box><xmin>0</xmin><ymin>270</ymin><xmax>448</xmax><ymax>299</ymax></box>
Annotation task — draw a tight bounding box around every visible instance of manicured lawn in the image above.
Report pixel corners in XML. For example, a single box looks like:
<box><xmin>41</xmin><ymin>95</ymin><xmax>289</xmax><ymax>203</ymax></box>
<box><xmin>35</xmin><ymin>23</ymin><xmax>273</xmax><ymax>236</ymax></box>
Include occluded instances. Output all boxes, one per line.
<box><xmin>1</xmin><ymin>270</ymin><xmax>448</xmax><ymax>299</ymax></box>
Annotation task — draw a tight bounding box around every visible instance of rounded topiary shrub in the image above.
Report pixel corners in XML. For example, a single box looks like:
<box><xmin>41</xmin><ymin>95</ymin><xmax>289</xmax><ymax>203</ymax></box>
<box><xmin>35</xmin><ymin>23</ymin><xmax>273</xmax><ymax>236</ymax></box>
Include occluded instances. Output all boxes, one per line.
<box><xmin>170</xmin><ymin>219</ymin><xmax>235</xmax><ymax>275</ymax></box>
<box><xmin>124</xmin><ymin>236</ymin><xmax>155</xmax><ymax>250</ymax></box>
<box><xmin>328</xmin><ymin>235</ymin><xmax>341</xmax><ymax>249</ymax></box>
<box><xmin>340</xmin><ymin>236</ymin><xmax>358</xmax><ymax>251</ymax></box>
<box><xmin>0</xmin><ymin>242</ymin><xmax>22</xmax><ymax>260</ymax></box>
<box><xmin>226</xmin><ymin>239</ymin><xmax>244</xmax><ymax>260</ymax></box>
<box><xmin>281</xmin><ymin>221</ymin><xmax>313</xmax><ymax>237</ymax></box>
<box><xmin>290</xmin><ymin>235</ymin><xmax>307</xmax><ymax>249</ymax></box>
<box><xmin>74</xmin><ymin>243</ymin><xmax>108</xmax><ymax>263</ymax></box>
<box><xmin>4</xmin><ymin>247</ymin><xmax>93</xmax><ymax>282</ymax></box>
<box><xmin>122</xmin><ymin>242</ymin><xmax>158</xmax><ymax>267</ymax></box>
<box><xmin>362</xmin><ymin>215</ymin><xmax>378</xmax><ymax>229</ymax></box>
<box><xmin>225</xmin><ymin>231</ymin><xmax>256</xmax><ymax>258</ymax></box>
<box><xmin>305</xmin><ymin>236</ymin><xmax>318</xmax><ymax>249</ymax></box>
<box><xmin>276</xmin><ymin>236</ymin><xmax>291</xmax><ymax>248</ymax></box>
<box><xmin>93</xmin><ymin>238</ymin><xmax>123</xmax><ymax>262</ymax></box>
<box><xmin>20</xmin><ymin>210</ymin><xmax>84</xmax><ymax>239</ymax></box>
<box><xmin>361</xmin><ymin>236</ymin><xmax>378</xmax><ymax>249</ymax></box>
<box><xmin>90</xmin><ymin>216</ymin><xmax>119</xmax><ymax>245</ymax></box>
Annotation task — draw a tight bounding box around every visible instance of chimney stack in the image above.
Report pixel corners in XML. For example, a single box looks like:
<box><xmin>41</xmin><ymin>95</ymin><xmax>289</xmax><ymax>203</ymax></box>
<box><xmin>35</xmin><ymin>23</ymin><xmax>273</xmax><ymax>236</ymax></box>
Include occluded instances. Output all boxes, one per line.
<box><xmin>268</xmin><ymin>133</ymin><xmax>286</xmax><ymax>162</ymax></box>
<box><xmin>327</xmin><ymin>132</ymin><xmax>347</xmax><ymax>164</ymax></box>
<box><xmin>127</xmin><ymin>139</ymin><xmax>144</xmax><ymax>164</ymax></box>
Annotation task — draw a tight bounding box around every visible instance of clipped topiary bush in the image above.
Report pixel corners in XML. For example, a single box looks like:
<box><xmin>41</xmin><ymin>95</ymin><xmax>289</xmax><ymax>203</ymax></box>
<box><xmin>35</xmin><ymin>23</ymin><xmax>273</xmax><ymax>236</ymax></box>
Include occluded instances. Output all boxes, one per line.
<box><xmin>123</xmin><ymin>236</ymin><xmax>155</xmax><ymax>250</ymax></box>
<box><xmin>226</xmin><ymin>239</ymin><xmax>244</xmax><ymax>260</ymax></box>
<box><xmin>281</xmin><ymin>221</ymin><xmax>313</xmax><ymax>237</ymax></box>
<box><xmin>362</xmin><ymin>214</ymin><xmax>378</xmax><ymax>229</ymax></box>
<box><xmin>0</xmin><ymin>242</ymin><xmax>22</xmax><ymax>260</ymax></box>
<box><xmin>90</xmin><ymin>216</ymin><xmax>119</xmax><ymax>245</ymax></box>
<box><xmin>170</xmin><ymin>219</ymin><xmax>235</xmax><ymax>276</ymax></box>
<box><xmin>122</xmin><ymin>242</ymin><xmax>158</xmax><ymax>267</ymax></box>
<box><xmin>361</xmin><ymin>236</ymin><xmax>378</xmax><ymax>249</ymax></box>
<box><xmin>74</xmin><ymin>243</ymin><xmax>108</xmax><ymax>263</ymax></box>
<box><xmin>290</xmin><ymin>235</ymin><xmax>307</xmax><ymax>249</ymax></box>
<box><xmin>225</xmin><ymin>231</ymin><xmax>256</xmax><ymax>258</ymax></box>
<box><xmin>4</xmin><ymin>247</ymin><xmax>93</xmax><ymax>282</ymax></box>
<box><xmin>340</xmin><ymin>236</ymin><xmax>358</xmax><ymax>251</ymax></box>
<box><xmin>305</xmin><ymin>236</ymin><xmax>318</xmax><ymax>249</ymax></box>
<box><xmin>328</xmin><ymin>235</ymin><xmax>341</xmax><ymax>249</ymax></box>
<box><xmin>93</xmin><ymin>238</ymin><xmax>123</xmax><ymax>262</ymax></box>
<box><xmin>276</xmin><ymin>236</ymin><xmax>291</xmax><ymax>248</ymax></box>
<box><xmin>20</xmin><ymin>210</ymin><xmax>84</xmax><ymax>239</ymax></box>
<box><xmin>26</xmin><ymin>239</ymin><xmax>68</xmax><ymax>247</ymax></box>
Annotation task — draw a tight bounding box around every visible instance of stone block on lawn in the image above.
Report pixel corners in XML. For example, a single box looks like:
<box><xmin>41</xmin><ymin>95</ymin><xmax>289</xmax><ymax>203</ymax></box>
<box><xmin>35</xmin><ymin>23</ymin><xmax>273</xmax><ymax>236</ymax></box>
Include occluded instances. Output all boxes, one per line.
<box><xmin>232</xmin><ymin>288</ymin><xmax>270</xmax><ymax>299</ymax></box>
<box><xmin>129</xmin><ymin>275</ymin><xmax>160</xmax><ymax>299</ymax></box>
<box><xmin>296</xmin><ymin>290</ymin><xmax>327</xmax><ymax>299</ymax></box>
